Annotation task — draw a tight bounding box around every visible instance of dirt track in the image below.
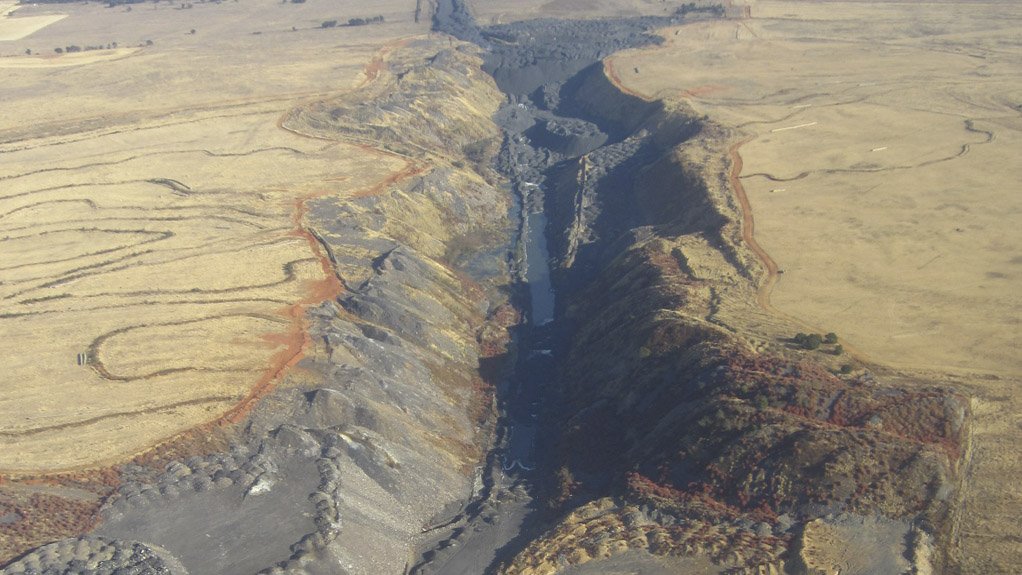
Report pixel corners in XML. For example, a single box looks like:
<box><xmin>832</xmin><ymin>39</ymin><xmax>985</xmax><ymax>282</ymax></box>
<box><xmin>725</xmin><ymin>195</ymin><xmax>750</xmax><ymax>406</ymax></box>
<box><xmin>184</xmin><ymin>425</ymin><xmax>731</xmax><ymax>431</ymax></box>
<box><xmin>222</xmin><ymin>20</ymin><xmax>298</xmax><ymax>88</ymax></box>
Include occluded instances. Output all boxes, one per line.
<box><xmin>727</xmin><ymin>137</ymin><xmax>777</xmax><ymax>310</ymax></box>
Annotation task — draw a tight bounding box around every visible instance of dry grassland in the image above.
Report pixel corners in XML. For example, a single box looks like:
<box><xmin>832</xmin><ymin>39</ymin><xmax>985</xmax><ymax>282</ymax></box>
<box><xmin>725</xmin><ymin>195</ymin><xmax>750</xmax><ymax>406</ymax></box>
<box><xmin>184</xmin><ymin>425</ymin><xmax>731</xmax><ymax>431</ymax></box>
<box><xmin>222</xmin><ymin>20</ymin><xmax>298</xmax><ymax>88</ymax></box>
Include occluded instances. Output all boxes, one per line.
<box><xmin>607</xmin><ymin>1</ymin><xmax>1022</xmax><ymax>570</ymax></box>
<box><xmin>0</xmin><ymin>0</ymin><xmax>427</xmax><ymax>474</ymax></box>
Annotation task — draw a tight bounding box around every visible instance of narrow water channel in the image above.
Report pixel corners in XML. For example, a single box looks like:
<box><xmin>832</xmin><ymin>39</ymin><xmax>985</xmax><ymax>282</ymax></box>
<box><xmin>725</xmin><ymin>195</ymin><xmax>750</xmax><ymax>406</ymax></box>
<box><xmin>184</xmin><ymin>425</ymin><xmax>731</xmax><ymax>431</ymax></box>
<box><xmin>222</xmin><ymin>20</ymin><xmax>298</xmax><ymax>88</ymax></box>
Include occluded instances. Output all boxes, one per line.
<box><xmin>523</xmin><ymin>210</ymin><xmax>555</xmax><ymax>327</ymax></box>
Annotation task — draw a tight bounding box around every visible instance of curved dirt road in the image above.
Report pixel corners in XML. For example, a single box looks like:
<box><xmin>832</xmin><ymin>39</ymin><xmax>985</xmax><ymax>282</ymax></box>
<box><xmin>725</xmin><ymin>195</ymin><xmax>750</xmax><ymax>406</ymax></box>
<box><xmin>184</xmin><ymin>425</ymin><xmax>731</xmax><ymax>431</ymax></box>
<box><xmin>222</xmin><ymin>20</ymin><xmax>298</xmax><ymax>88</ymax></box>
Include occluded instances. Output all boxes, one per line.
<box><xmin>728</xmin><ymin>138</ymin><xmax>778</xmax><ymax>310</ymax></box>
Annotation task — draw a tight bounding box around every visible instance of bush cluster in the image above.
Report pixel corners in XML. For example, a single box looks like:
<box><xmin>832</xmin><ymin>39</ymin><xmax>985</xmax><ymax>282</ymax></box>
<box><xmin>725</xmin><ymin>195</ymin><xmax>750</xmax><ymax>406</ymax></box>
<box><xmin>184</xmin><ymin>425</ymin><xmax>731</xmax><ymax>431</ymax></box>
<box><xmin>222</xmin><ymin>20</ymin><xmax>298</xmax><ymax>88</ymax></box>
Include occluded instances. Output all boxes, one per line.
<box><xmin>793</xmin><ymin>331</ymin><xmax>839</xmax><ymax>351</ymax></box>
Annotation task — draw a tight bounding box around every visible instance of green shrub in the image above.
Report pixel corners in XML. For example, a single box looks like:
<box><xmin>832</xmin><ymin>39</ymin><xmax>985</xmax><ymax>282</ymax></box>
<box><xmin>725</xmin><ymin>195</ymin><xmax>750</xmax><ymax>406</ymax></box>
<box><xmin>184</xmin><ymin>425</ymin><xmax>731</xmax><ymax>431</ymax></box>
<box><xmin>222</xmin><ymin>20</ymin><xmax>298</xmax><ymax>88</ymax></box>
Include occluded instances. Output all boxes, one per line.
<box><xmin>794</xmin><ymin>332</ymin><xmax>823</xmax><ymax>350</ymax></box>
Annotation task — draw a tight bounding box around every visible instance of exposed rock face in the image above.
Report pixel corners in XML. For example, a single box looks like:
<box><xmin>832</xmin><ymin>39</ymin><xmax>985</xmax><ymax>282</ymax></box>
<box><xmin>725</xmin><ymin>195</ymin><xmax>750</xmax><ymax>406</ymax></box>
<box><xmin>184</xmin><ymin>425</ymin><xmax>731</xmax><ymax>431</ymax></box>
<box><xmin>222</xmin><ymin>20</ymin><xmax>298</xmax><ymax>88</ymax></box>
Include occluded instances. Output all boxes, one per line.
<box><xmin>285</xmin><ymin>41</ymin><xmax>504</xmax><ymax>164</ymax></box>
<box><xmin>422</xmin><ymin>3</ymin><xmax>970</xmax><ymax>573</ymax></box>
<box><xmin>525</xmin><ymin>118</ymin><xmax>608</xmax><ymax>158</ymax></box>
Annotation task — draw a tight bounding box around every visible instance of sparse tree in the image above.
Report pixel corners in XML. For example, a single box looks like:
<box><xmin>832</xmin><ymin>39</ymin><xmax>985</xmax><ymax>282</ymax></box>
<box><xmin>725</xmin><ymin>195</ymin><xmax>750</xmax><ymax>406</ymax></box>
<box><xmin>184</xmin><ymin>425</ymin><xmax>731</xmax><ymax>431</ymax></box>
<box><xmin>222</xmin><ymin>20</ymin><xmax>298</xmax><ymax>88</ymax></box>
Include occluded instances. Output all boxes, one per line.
<box><xmin>824</xmin><ymin>332</ymin><xmax>838</xmax><ymax>344</ymax></box>
<box><xmin>24</xmin><ymin>48</ymin><xmax>31</xmax><ymax>55</ymax></box>
<box><xmin>54</xmin><ymin>47</ymin><xmax>63</xmax><ymax>54</ymax></box>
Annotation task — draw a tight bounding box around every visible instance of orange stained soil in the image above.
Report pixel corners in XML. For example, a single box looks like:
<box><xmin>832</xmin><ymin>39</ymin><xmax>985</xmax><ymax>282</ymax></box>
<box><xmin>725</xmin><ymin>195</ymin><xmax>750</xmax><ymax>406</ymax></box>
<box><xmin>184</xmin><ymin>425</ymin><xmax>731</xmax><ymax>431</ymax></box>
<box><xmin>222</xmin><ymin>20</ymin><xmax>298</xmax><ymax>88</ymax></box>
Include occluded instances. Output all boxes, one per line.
<box><xmin>727</xmin><ymin>138</ymin><xmax>779</xmax><ymax>310</ymax></box>
<box><xmin>603</xmin><ymin>58</ymin><xmax>645</xmax><ymax>100</ymax></box>
<box><xmin>219</xmin><ymin>146</ymin><xmax>427</xmax><ymax>427</ymax></box>
<box><xmin>359</xmin><ymin>37</ymin><xmax>413</xmax><ymax>88</ymax></box>
<box><xmin>350</xmin><ymin>152</ymin><xmax>426</xmax><ymax>198</ymax></box>
<box><xmin>217</xmin><ymin>193</ymin><xmax>344</xmax><ymax>426</ymax></box>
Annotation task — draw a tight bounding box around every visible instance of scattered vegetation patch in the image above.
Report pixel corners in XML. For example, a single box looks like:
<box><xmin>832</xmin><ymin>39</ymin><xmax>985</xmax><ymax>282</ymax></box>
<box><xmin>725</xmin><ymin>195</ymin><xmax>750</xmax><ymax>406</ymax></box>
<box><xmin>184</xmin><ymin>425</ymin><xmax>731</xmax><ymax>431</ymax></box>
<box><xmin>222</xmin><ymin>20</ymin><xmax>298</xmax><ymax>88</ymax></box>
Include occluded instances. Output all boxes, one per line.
<box><xmin>347</xmin><ymin>15</ymin><xmax>385</xmax><ymax>27</ymax></box>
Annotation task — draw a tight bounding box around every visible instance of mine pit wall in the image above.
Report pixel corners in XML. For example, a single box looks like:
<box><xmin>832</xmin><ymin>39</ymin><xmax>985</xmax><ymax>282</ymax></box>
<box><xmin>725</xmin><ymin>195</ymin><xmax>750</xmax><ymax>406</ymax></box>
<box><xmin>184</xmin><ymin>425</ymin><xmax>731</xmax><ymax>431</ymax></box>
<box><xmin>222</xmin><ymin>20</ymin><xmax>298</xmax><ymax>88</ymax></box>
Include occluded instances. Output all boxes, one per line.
<box><xmin>544</xmin><ymin>62</ymin><xmax>738</xmax><ymax>292</ymax></box>
<box><xmin>506</xmin><ymin>63</ymin><xmax>970</xmax><ymax>574</ymax></box>
<box><xmin>563</xmin><ymin>62</ymin><xmax>665</xmax><ymax>136</ymax></box>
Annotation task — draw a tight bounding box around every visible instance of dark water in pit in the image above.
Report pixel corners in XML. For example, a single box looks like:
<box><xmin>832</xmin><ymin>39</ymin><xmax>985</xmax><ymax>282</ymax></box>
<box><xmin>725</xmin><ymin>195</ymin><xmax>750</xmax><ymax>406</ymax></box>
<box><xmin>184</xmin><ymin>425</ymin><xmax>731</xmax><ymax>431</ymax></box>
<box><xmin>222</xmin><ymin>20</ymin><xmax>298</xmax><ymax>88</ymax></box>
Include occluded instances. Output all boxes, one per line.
<box><xmin>524</xmin><ymin>211</ymin><xmax>555</xmax><ymax>327</ymax></box>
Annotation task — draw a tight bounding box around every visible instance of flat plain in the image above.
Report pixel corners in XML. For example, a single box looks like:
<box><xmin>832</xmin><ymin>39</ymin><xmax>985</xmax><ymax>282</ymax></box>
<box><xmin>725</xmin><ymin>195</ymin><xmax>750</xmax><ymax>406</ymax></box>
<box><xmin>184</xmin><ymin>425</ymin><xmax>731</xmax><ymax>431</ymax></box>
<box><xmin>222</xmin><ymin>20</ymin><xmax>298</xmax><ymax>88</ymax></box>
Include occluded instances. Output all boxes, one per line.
<box><xmin>607</xmin><ymin>1</ymin><xmax>1022</xmax><ymax>570</ymax></box>
<box><xmin>0</xmin><ymin>0</ymin><xmax>424</xmax><ymax>473</ymax></box>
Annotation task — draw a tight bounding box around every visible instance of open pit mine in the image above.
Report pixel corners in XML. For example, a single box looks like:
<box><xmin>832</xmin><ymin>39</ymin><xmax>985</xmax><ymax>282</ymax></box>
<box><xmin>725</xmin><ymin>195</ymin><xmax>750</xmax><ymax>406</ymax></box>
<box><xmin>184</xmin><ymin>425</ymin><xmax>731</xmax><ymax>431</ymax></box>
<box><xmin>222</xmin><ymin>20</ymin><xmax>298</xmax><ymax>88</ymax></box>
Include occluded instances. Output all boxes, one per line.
<box><xmin>2</xmin><ymin>0</ymin><xmax>1016</xmax><ymax>573</ymax></box>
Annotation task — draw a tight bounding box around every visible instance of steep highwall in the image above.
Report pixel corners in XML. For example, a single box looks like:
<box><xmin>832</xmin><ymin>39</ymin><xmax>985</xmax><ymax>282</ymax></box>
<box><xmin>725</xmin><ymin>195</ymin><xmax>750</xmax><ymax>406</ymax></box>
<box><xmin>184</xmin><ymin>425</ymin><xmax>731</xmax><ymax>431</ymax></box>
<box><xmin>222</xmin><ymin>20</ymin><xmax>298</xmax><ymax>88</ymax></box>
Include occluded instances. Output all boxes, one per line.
<box><xmin>564</xmin><ymin>62</ymin><xmax>664</xmax><ymax>135</ymax></box>
<box><xmin>543</xmin><ymin>63</ymin><xmax>740</xmax><ymax>292</ymax></box>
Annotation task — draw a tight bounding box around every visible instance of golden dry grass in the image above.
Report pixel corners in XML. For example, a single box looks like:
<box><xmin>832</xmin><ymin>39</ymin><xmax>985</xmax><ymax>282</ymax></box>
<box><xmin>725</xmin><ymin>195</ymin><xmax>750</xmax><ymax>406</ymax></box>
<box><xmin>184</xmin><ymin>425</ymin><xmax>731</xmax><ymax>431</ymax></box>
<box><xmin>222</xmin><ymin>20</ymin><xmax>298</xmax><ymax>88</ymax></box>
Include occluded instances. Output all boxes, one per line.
<box><xmin>0</xmin><ymin>0</ymin><xmax>425</xmax><ymax>473</ymax></box>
